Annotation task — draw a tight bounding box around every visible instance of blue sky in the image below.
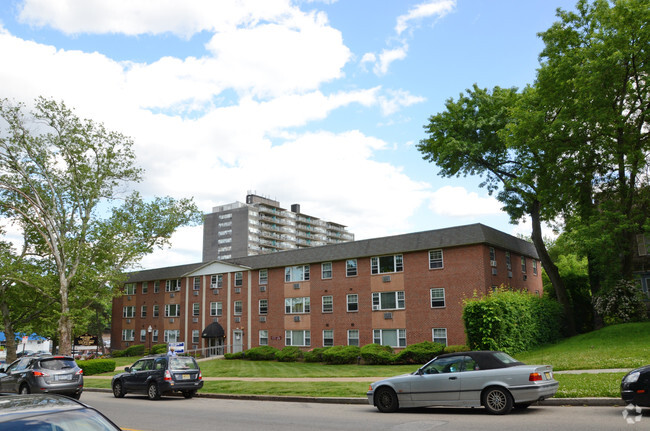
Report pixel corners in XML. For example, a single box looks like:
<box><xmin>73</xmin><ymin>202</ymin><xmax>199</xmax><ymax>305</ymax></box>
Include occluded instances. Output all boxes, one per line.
<box><xmin>0</xmin><ymin>0</ymin><xmax>577</xmax><ymax>269</ymax></box>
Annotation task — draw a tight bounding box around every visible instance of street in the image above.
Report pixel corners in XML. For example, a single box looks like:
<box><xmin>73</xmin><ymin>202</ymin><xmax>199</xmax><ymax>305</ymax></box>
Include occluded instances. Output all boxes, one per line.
<box><xmin>81</xmin><ymin>391</ymin><xmax>645</xmax><ymax>431</ymax></box>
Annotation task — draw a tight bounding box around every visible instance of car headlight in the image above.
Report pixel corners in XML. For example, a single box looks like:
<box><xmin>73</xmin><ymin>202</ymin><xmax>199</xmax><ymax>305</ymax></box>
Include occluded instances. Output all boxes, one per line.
<box><xmin>624</xmin><ymin>372</ymin><xmax>640</xmax><ymax>384</ymax></box>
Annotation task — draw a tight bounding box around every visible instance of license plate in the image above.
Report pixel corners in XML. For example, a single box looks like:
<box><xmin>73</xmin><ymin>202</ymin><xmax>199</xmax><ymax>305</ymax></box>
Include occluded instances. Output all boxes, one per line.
<box><xmin>56</xmin><ymin>374</ymin><xmax>72</xmax><ymax>381</ymax></box>
<box><xmin>544</xmin><ymin>372</ymin><xmax>551</xmax><ymax>379</ymax></box>
<box><xmin>182</xmin><ymin>374</ymin><xmax>190</xmax><ymax>380</ymax></box>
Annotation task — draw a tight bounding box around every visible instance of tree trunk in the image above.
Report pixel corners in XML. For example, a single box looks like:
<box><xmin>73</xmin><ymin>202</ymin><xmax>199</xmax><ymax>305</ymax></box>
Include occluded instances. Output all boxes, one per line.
<box><xmin>58</xmin><ymin>278</ymin><xmax>72</xmax><ymax>355</ymax></box>
<box><xmin>1</xmin><ymin>300</ymin><xmax>17</xmax><ymax>363</ymax></box>
<box><xmin>530</xmin><ymin>200</ymin><xmax>577</xmax><ymax>336</ymax></box>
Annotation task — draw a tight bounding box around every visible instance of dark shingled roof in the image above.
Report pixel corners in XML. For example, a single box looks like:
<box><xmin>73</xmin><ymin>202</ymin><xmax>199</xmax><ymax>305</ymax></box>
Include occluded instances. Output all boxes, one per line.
<box><xmin>125</xmin><ymin>223</ymin><xmax>537</xmax><ymax>280</ymax></box>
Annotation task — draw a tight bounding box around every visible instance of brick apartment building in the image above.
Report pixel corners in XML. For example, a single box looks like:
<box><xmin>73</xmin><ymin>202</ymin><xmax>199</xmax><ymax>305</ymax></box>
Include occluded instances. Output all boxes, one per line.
<box><xmin>111</xmin><ymin>223</ymin><xmax>542</xmax><ymax>354</ymax></box>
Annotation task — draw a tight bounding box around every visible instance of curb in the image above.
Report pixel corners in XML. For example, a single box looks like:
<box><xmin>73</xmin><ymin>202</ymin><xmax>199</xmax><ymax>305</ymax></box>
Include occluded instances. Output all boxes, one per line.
<box><xmin>83</xmin><ymin>388</ymin><xmax>622</xmax><ymax>407</ymax></box>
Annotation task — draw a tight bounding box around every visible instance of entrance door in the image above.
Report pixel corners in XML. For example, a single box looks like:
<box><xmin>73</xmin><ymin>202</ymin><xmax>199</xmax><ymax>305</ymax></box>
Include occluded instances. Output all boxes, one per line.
<box><xmin>232</xmin><ymin>330</ymin><xmax>243</xmax><ymax>353</ymax></box>
<box><xmin>207</xmin><ymin>338</ymin><xmax>224</xmax><ymax>356</ymax></box>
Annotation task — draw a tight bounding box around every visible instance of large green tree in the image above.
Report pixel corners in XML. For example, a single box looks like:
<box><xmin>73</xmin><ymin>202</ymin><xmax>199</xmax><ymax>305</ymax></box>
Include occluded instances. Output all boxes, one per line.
<box><xmin>0</xmin><ymin>97</ymin><xmax>202</xmax><ymax>355</ymax></box>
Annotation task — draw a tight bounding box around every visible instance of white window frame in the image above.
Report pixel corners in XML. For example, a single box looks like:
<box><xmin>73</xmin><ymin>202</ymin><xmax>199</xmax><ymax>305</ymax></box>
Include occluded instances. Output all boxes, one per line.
<box><xmin>285</xmin><ymin>330</ymin><xmax>311</xmax><ymax>347</ymax></box>
<box><xmin>124</xmin><ymin>283</ymin><xmax>136</xmax><ymax>295</ymax></box>
<box><xmin>430</xmin><ymin>288</ymin><xmax>445</xmax><ymax>308</ymax></box>
<box><xmin>370</xmin><ymin>255</ymin><xmax>404</xmax><ymax>274</ymax></box>
<box><xmin>122</xmin><ymin>329</ymin><xmax>134</xmax><ymax>341</ymax></box>
<box><xmin>152</xmin><ymin>329</ymin><xmax>159</xmax><ymax>343</ymax></box>
<box><xmin>235</xmin><ymin>272</ymin><xmax>243</xmax><ymax>287</ymax></box>
<box><xmin>164</xmin><ymin>330</ymin><xmax>180</xmax><ymax>343</ymax></box>
<box><xmin>533</xmin><ymin>259</ymin><xmax>538</xmax><ymax>275</ymax></box>
<box><xmin>429</xmin><ymin>249</ymin><xmax>444</xmax><ymax>269</ymax></box>
<box><xmin>505</xmin><ymin>251</ymin><xmax>512</xmax><ymax>270</ymax></box>
<box><xmin>285</xmin><ymin>265</ymin><xmax>310</xmax><ymax>282</ymax></box>
<box><xmin>154</xmin><ymin>281</ymin><xmax>160</xmax><ymax>293</ymax></box>
<box><xmin>210</xmin><ymin>302</ymin><xmax>222</xmax><ymax>317</ymax></box>
<box><xmin>321</xmin><ymin>262</ymin><xmax>332</xmax><ymax>279</ymax></box>
<box><xmin>323</xmin><ymin>330</ymin><xmax>334</xmax><ymax>347</ymax></box>
<box><xmin>141</xmin><ymin>282</ymin><xmax>148</xmax><ymax>294</ymax></box>
<box><xmin>193</xmin><ymin>303</ymin><xmax>200</xmax><ymax>316</ymax></box>
<box><xmin>211</xmin><ymin>274</ymin><xmax>223</xmax><ymax>288</ymax></box>
<box><xmin>192</xmin><ymin>329</ymin><xmax>200</xmax><ymax>344</ymax></box>
<box><xmin>164</xmin><ymin>304</ymin><xmax>180</xmax><ymax>317</ymax></box>
<box><xmin>259</xmin><ymin>299</ymin><xmax>268</xmax><ymax>315</ymax></box>
<box><xmin>234</xmin><ymin>300</ymin><xmax>243</xmax><ymax>315</ymax></box>
<box><xmin>140</xmin><ymin>329</ymin><xmax>147</xmax><ymax>342</ymax></box>
<box><xmin>285</xmin><ymin>297</ymin><xmax>310</xmax><ymax>314</ymax></box>
<box><xmin>432</xmin><ymin>328</ymin><xmax>448</xmax><ymax>346</ymax></box>
<box><xmin>123</xmin><ymin>306</ymin><xmax>135</xmax><ymax>318</ymax></box>
<box><xmin>347</xmin><ymin>329</ymin><xmax>359</xmax><ymax>346</ymax></box>
<box><xmin>193</xmin><ymin>277</ymin><xmax>201</xmax><ymax>290</ymax></box>
<box><xmin>322</xmin><ymin>295</ymin><xmax>333</xmax><ymax>313</ymax></box>
<box><xmin>259</xmin><ymin>330</ymin><xmax>268</xmax><ymax>346</ymax></box>
<box><xmin>347</xmin><ymin>294</ymin><xmax>358</xmax><ymax>312</ymax></box>
<box><xmin>372</xmin><ymin>291</ymin><xmax>405</xmax><ymax>310</ymax></box>
<box><xmin>346</xmin><ymin>259</ymin><xmax>357</xmax><ymax>277</ymax></box>
<box><xmin>259</xmin><ymin>269</ymin><xmax>268</xmax><ymax>285</ymax></box>
<box><xmin>165</xmin><ymin>279</ymin><xmax>181</xmax><ymax>292</ymax></box>
<box><xmin>373</xmin><ymin>329</ymin><xmax>406</xmax><ymax>348</ymax></box>
<box><xmin>140</xmin><ymin>305</ymin><xmax>147</xmax><ymax>318</ymax></box>
<box><xmin>521</xmin><ymin>256</ymin><xmax>527</xmax><ymax>273</ymax></box>
<box><xmin>152</xmin><ymin>304</ymin><xmax>159</xmax><ymax>317</ymax></box>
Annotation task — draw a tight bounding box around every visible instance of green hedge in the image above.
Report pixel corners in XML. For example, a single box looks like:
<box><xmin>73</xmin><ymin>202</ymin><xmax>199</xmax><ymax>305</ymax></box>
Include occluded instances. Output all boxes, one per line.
<box><xmin>111</xmin><ymin>344</ymin><xmax>146</xmax><ymax>358</ymax></box>
<box><xmin>224</xmin><ymin>352</ymin><xmax>243</xmax><ymax>359</ymax></box>
<box><xmin>463</xmin><ymin>288</ymin><xmax>563</xmax><ymax>355</ymax></box>
<box><xmin>394</xmin><ymin>341</ymin><xmax>445</xmax><ymax>364</ymax></box>
<box><xmin>360</xmin><ymin>343</ymin><xmax>394</xmax><ymax>365</ymax></box>
<box><xmin>244</xmin><ymin>346</ymin><xmax>279</xmax><ymax>361</ymax></box>
<box><xmin>276</xmin><ymin>346</ymin><xmax>303</xmax><ymax>362</ymax></box>
<box><xmin>77</xmin><ymin>359</ymin><xmax>116</xmax><ymax>376</ymax></box>
<box><xmin>321</xmin><ymin>345</ymin><xmax>360</xmax><ymax>364</ymax></box>
<box><xmin>304</xmin><ymin>347</ymin><xmax>329</xmax><ymax>363</ymax></box>
<box><xmin>150</xmin><ymin>344</ymin><xmax>168</xmax><ymax>355</ymax></box>
<box><xmin>443</xmin><ymin>344</ymin><xmax>470</xmax><ymax>353</ymax></box>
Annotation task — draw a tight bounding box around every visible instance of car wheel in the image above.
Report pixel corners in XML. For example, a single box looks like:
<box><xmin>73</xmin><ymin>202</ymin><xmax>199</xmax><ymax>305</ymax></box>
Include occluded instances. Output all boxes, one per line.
<box><xmin>112</xmin><ymin>380</ymin><xmax>126</xmax><ymax>398</ymax></box>
<box><xmin>19</xmin><ymin>384</ymin><xmax>31</xmax><ymax>395</ymax></box>
<box><xmin>482</xmin><ymin>386</ymin><xmax>513</xmax><ymax>415</ymax></box>
<box><xmin>147</xmin><ymin>382</ymin><xmax>161</xmax><ymax>400</ymax></box>
<box><xmin>374</xmin><ymin>387</ymin><xmax>399</xmax><ymax>413</ymax></box>
<box><xmin>182</xmin><ymin>390</ymin><xmax>195</xmax><ymax>399</ymax></box>
<box><xmin>514</xmin><ymin>402</ymin><xmax>532</xmax><ymax>410</ymax></box>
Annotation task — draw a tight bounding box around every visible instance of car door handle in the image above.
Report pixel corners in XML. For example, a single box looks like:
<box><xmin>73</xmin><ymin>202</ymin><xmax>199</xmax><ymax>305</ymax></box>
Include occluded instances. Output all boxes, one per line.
<box><xmin>449</xmin><ymin>376</ymin><xmax>458</xmax><ymax>380</ymax></box>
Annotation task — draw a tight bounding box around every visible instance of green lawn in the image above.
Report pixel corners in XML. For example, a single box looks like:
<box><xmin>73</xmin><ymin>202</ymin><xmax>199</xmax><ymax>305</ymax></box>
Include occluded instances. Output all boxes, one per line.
<box><xmin>93</xmin><ymin>322</ymin><xmax>649</xmax><ymax>399</ymax></box>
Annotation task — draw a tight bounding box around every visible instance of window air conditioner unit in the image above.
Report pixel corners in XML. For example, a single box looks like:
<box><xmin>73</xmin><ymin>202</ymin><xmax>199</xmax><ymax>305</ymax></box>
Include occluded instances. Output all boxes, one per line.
<box><xmin>213</xmin><ymin>317</ymin><xmax>219</xmax><ymax>323</ymax></box>
<box><xmin>169</xmin><ymin>318</ymin><xmax>174</xmax><ymax>323</ymax></box>
<box><xmin>210</xmin><ymin>284</ymin><xmax>216</xmax><ymax>289</ymax></box>
<box><xmin>127</xmin><ymin>296</ymin><xmax>132</xmax><ymax>301</ymax></box>
<box><xmin>170</xmin><ymin>293</ymin><xmax>175</xmax><ymax>298</ymax></box>
<box><xmin>293</xmin><ymin>283</ymin><xmax>300</xmax><ymax>289</ymax></box>
<box><xmin>372</xmin><ymin>305</ymin><xmax>379</xmax><ymax>311</ymax></box>
<box><xmin>260</xmin><ymin>286</ymin><xmax>266</xmax><ymax>292</ymax></box>
<box><xmin>235</xmin><ymin>288</ymin><xmax>241</xmax><ymax>294</ymax></box>
<box><xmin>293</xmin><ymin>315</ymin><xmax>301</xmax><ymax>322</ymax></box>
<box><xmin>214</xmin><ymin>289</ymin><xmax>219</xmax><ymax>295</ymax></box>
<box><xmin>193</xmin><ymin>317</ymin><xmax>198</xmax><ymax>323</ymax></box>
<box><xmin>259</xmin><ymin>316</ymin><xmax>266</xmax><ymax>322</ymax></box>
<box><xmin>490</xmin><ymin>260</ymin><xmax>497</xmax><ymax>267</ymax></box>
<box><xmin>523</xmin><ymin>275</ymin><xmax>527</xmax><ymax>281</ymax></box>
<box><xmin>235</xmin><ymin>317</ymin><xmax>240</xmax><ymax>323</ymax></box>
<box><xmin>508</xmin><ymin>271</ymin><xmax>513</xmax><ymax>278</ymax></box>
<box><xmin>491</xmin><ymin>268</ymin><xmax>498</xmax><ymax>276</ymax></box>
<box><xmin>193</xmin><ymin>291</ymin><xmax>199</xmax><ymax>296</ymax></box>
<box><xmin>126</xmin><ymin>319</ymin><xmax>131</xmax><ymax>324</ymax></box>
<box><xmin>382</xmin><ymin>275</ymin><xmax>391</xmax><ymax>283</ymax></box>
<box><xmin>384</xmin><ymin>312</ymin><xmax>393</xmax><ymax>320</ymax></box>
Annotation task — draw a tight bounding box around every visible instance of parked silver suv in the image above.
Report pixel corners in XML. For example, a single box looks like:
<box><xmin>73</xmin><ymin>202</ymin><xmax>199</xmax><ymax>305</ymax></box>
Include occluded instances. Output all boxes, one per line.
<box><xmin>0</xmin><ymin>355</ymin><xmax>84</xmax><ymax>399</ymax></box>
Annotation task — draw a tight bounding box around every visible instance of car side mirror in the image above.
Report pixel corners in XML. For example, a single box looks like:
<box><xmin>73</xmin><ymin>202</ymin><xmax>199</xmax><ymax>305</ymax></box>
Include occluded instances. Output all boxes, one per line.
<box><xmin>0</xmin><ymin>367</ymin><xmax>5</xmax><ymax>373</ymax></box>
<box><xmin>125</xmin><ymin>367</ymin><xmax>131</xmax><ymax>372</ymax></box>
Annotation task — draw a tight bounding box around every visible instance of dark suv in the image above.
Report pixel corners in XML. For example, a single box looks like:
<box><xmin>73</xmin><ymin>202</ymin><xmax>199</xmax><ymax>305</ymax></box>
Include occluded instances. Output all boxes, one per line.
<box><xmin>111</xmin><ymin>354</ymin><xmax>203</xmax><ymax>400</ymax></box>
<box><xmin>0</xmin><ymin>355</ymin><xmax>84</xmax><ymax>399</ymax></box>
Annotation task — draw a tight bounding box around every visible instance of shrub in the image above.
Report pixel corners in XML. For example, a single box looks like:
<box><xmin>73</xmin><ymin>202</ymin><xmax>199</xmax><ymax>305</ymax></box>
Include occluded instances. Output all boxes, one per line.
<box><xmin>150</xmin><ymin>344</ymin><xmax>168</xmax><ymax>355</ymax></box>
<box><xmin>124</xmin><ymin>344</ymin><xmax>145</xmax><ymax>357</ymax></box>
<box><xmin>394</xmin><ymin>341</ymin><xmax>444</xmax><ymax>364</ymax></box>
<box><xmin>304</xmin><ymin>347</ymin><xmax>329</xmax><ymax>363</ymax></box>
<box><xmin>322</xmin><ymin>346</ymin><xmax>361</xmax><ymax>365</ymax></box>
<box><xmin>360</xmin><ymin>343</ymin><xmax>394</xmax><ymax>365</ymax></box>
<box><xmin>224</xmin><ymin>352</ymin><xmax>243</xmax><ymax>360</ymax></box>
<box><xmin>444</xmin><ymin>344</ymin><xmax>470</xmax><ymax>353</ymax></box>
<box><xmin>244</xmin><ymin>346</ymin><xmax>279</xmax><ymax>361</ymax></box>
<box><xmin>276</xmin><ymin>346</ymin><xmax>303</xmax><ymax>362</ymax></box>
<box><xmin>593</xmin><ymin>279</ymin><xmax>647</xmax><ymax>325</ymax></box>
<box><xmin>463</xmin><ymin>287</ymin><xmax>563</xmax><ymax>355</ymax></box>
<box><xmin>110</xmin><ymin>349</ymin><xmax>125</xmax><ymax>358</ymax></box>
<box><xmin>76</xmin><ymin>359</ymin><xmax>116</xmax><ymax>376</ymax></box>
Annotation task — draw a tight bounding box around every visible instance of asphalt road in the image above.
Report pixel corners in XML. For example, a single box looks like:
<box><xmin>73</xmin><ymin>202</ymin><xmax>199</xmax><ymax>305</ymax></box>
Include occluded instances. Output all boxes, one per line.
<box><xmin>81</xmin><ymin>391</ymin><xmax>644</xmax><ymax>431</ymax></box>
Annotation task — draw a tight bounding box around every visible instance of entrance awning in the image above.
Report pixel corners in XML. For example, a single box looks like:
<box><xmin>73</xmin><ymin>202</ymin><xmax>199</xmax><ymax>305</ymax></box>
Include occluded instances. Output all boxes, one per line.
<box><xmin>202</xmin><ymin>322</ymin><xmax>225</xmax><ymax>339</ymax></box>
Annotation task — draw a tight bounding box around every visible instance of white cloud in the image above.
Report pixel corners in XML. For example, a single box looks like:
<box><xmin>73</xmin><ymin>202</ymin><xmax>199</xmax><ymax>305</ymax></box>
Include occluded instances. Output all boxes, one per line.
<box><xmin>378</xmin><ymin>89</ymin><xmax>425</xmax><ymax>116</ymax></box>
<box><xmin>395</xmin><ymin>0</ymin><xmax>456</xmax><ymax>36</ymax></box>
<box><xmin>373</xmin><ymin>45</ymin><xmax>408</xmax><ymax>76</ymax></box>
<box><xmin>428</xmin><ymin>186</ymin><xmax>502</xmax><ymax>217</ymax></box>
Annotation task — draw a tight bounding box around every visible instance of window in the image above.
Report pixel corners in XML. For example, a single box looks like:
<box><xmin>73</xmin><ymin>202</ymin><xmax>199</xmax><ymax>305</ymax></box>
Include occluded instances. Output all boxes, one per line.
<box><xmin>346</xmin><ymin>259</ymin><xmax>357</xmax><ymax>277</ymax></box>
<box><xmin>285</xmin><ymin>265</ymin><xmax>310</xmax><ymax>282</ymax></box>
<box><xmin>533</xmin><ymin>260</ymin><xmax>538</xmax><ymax>275</ymax></box>
<box><xmin>192</xmin><ymin>330</ymin><xmax>200</xmax><ymax>344</ymax></box>
<box><xmin>154</xmin><ymin>281</ymin><xmax>160</xmax><ymax>293</ymax></box>
<box><xmin>347</xmin><ymin>329</ymin><xmax>359</xmax><ymax>346</ymax></box>
<box><xmin>210</xmin><ymin>302</ymin><xmax>222</xmax><ymax>317</ymax></box>
<box><xmin>285</xmin><ymin>297</ymin><xmax>310</xmax><ymax>314</ymax></box>
<box><xmin>164</xmin><ymin>304</ymin><xmax>180</xmax><ymax>317</ymax></box>
<box><xmin>142</xmin><ymin>282</ymin><xmax>148</xmax><ymax>294</ymax></box>
<box><xmin>152</xmin><ymin>305</ymin><xmax>159</xmax><ymax>317</ymax></box>
<box><xmin>140</xmin><ymin>305</ymin><xmax>147</xmax><ymax>318</ymax></box>
<box><xmin>164</xmin><ymin>330</ymin><xmax>180</xmax><ymax>343</ymax></box>
<box><xmin>193</xmin><ymin>303</ymin><xmax>200</xmax><ymax>316</ymax></box>
<box><xmin>347</xmin><ymin>294</ymin><xmax>358</xmax><ymax>312</ymax></box>
<box><xmin>122</xmin><ymin>306</ymin><xmax>135</xmax><ymax>318</ymax></box>
<box><xmin>373</xmin><ymin>329</ymin><xmax>406</xmax><ymax>348</ymax></box>
<box><xmin>259</xmin><ymin>299</ymin><xmax>268</xmax><ymax>315</ymax></box>
<box><xmin>323</xmin><ymin>330</ymin><xmax>334</xmax><ymax>347</ymax></box>
<box><xmin>285</xmin><ymin>330</ymin><xmax>310</xmax><ymax>346</ymax></box>
<box><xmin>122</xmin><ymin>329</ymin><xmax>134</xmax><ymax>341</ymax></box>
<box><xmin>152</xmin><ymin>329</ymin><xmax>159</xmax><ymax>343</ymax></box>
<box><xmin>211</xmin><ymin>274</ymin><xmax>223</xmax><ymax>288</ymax></box>
<box><xmin>322</xmin><ymin>295</ymin><xmax>333</xmax><ymax>313</ymax></box>
<box><xmin>259</xmin><ymin>269</ymin><xmax>268</xmax><ymax>285</ymax></box>
<box><xmin>125</xmin><ymin>283</ymin><xmax>136</xmax><ymax>295</ymax></box>
<box><xmin>259</xmin><ymin>330</ymin><xmax>268</xmax><ymax>346</ymax></box>
<box><xmin>193</xmin><ymin>277</ymin><xmax>201</xmax><ymax>290</ymax></box>
<box><xmin>165</xmin><ymin>279</ymin><xmax>180</xmax><ymax>292</ymax></box>
<box><xmin>489</xmin><ymin>247</ymin><xmax>496</xmax><ymax>263</ymax></box>
<box><xmin>234</xmin><ymin>300</ymin><xmax>243</xmax><ymax>315</ymax></box>
<box><xmin>429</xmin><ymin>249</ymin><xmax>443</xmax><ymax>269</ymax></box>
<box><xmin>321</xmin><ymin>262</ymin><xmax>332</xmax><ymax>279</ymax></box>
<box><xmin>432</xmin><ymin>328</ymin><xmax>448</xmax><ymax>346</ymax></box>
<box><xmin>431</xmin><ymin>288</ymin><xmax>445</xmax><ymax>308</ymax></box>
<box><xmin>521</xmin><ymin>257</ymin><xmax>527</xmax><ymax>273</ymax></box>
<box><xmin>505</xmin><ymin>251</ymin><xmax>511</xmax><ymax>270</ymax></box>
<box><xmin>235</xmin><ymin>272</ymin><xmax>243</xmax><ymax>287</ymax></box>
<box><xmin>140</xmin><ymin>329</ymin><xmax>147</xmax><ymax>342</ymax></box>
<box><xmin>371</xmin><ymin>255</ymin><xmax>403</xmax><ymax>274</ymax></box>
<box><xmin>372</xmin><ymin>291</ymin><xmax>405</xmax><ymax>310</ymax></box>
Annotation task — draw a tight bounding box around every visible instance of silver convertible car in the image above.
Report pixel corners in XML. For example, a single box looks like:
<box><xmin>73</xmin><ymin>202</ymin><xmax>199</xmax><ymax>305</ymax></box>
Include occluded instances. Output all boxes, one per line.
<box><xmin>367</xmin><ymin>351</ymin><xmax>558</xmax><ymax>415</ymax></box>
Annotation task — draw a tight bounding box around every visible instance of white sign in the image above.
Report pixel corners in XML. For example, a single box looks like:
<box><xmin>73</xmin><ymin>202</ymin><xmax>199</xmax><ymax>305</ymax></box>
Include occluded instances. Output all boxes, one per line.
<box><xmin>169</xmin><ymin>342</ymin><xmax>184</xmax><ymax>353</ymax></box>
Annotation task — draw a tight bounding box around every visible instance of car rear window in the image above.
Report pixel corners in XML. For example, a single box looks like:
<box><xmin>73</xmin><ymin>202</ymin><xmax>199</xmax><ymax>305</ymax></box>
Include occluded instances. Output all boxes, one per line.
<box><xmin>169</xmin><ymin>357</ymin><xmax>198</xmax><ymax>370</ymax></box>
<box><xmin>38</xmin><ymin>358</ymin><xmax>77</xmax><ymax>370</ymax></box>
<box><xmin>493</xmin><ymin>352</ymin><xmax>520</xmax><ymax>364</ymax></box>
